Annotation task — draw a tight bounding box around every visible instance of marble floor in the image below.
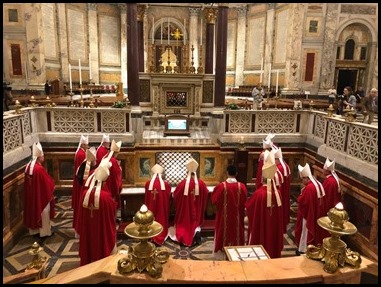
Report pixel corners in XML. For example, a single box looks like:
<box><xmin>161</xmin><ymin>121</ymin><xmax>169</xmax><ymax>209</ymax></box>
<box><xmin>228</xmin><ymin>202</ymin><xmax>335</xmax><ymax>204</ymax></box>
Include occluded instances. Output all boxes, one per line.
<box><xmin>3</xmin><ymin>196</ymin><xmax>298</xmax><ymax>280</ymax></box>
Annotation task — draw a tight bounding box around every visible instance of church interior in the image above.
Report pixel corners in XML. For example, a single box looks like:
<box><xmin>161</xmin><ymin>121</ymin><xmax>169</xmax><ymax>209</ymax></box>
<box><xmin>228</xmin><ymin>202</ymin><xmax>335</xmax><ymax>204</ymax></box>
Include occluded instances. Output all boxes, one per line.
<box><xmin>3</xmin><ymin>3</ymin><xmax>378</xmax><ymax>284</ymax></box>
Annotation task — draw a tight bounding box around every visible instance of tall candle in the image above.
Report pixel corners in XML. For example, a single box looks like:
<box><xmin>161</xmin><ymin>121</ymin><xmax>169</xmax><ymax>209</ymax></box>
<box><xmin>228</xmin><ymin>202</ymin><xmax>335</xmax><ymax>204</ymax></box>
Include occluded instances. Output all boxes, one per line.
<box><xmin>167</xmin><ymin>18</ymin><xmax>170</xmax><ymax>44</ymax></box>
<box><xmin>260</xmin><ymin>57</ymin><xmax>264</xmax><ymax>83</ymax></box>
<box><xmin>69</xmin><ymin>64</ymin><xmax>72</xmax><ymax>91</ymax></box>
<box><xmin>152</xmin><ymin>17</ymin><xmax>155</xmax><ymax>44</ymax></box>
<box><xmin>268</xmin><ymin>63</ymin><xmax>272</xmax><ymax>89</ymax></box>
<box><xmin>275</xmin><ymin>70</ymin><xmax>279</xmax><ymax>95</ymax></box>
<box><xmin>88</xmin><ymin>53</ymin><xmax>92</xmax><ymax>80</ymax></box>
<box><xmin>200</xmin><ymin>18</ymin><xmax>203</xmax><ymax>45</ymax></box>
<box><xmin>78</xmin><ymin>59</ymin><xmax>82</xmax><ymax>85</ymax></box>
<box><xmin>161</xmin><ymin>21</ymin><xmax>163</xmax><ymax>44</ymax></box>
<box><xmin>183</xmin><ymin>19</ymin><xmax>186</xmax><ymax>45</ymax></box>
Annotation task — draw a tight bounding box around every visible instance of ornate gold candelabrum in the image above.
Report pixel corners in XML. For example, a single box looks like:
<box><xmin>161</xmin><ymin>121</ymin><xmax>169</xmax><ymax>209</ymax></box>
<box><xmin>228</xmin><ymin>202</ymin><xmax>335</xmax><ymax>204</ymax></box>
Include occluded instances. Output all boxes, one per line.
<box><xmin>79</xmin><ymin>85</ymin><xmax>84</xmax><ymax>107</ymax></box>
<box><xmin>327</xmin><ymin>104</ymin><xmax>335</xmax><ymax>117</ymax></box>
<box><xmin>345</xmin><ymin>107</ymin><xmax>356</xmax><ymax>122</ymax></box>
<box><xmin>306</xmin><ymin>202</ymin><xmax>361</xmax><ymax>274</ymax></box>
<box><xmin>89</xmin><ymin>87</ymin><xmax>95</xmax><ymax>108</ymax></box>
<box><xmin>68</xmin><ymin>91</ymin><xmax>74</xmax><ymax>107</ymax></box>
<box><xmin>29</xmin><ymin>95</ymin><xmax>37</xmax><ymax>107</ymax></box>
<box><xmin>165</xmin><ymin>46</ymin><xmax>172</xmax><ymax>74</ymax></box>
<box><xmin>27</xmin><ymin>242</ymin><xmax>46</xmax><ymax>270</ymax></box>
<box><xmin>14</xmin><ymin>100</ymin><xmax>23</xmax><ymax>114</ymax></box>
<box><xmin>189</xmin><ymin>45</ymin><xmax>196</xmax><ymax>74</ymax></box>
<box><xmin>197</xmin><ymin>45</ymin><xmax>204</xmax><ymax>74</ymax></box>
<box><xmin>118</xmin><ymin>205</ymin><xmax>169</xmax><ymax>278</ymax></box>
<box><xmin>274</xmin><ymin>96</ymin><xmax>279</xmax><ymax>109</ymax></box>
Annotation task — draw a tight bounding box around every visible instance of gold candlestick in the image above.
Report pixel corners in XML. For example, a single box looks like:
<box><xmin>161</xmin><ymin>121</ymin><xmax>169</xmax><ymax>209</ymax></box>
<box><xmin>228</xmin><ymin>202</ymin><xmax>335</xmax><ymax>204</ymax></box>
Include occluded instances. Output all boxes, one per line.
<box><xmin>79</xmin><ymin>85</ymin><xmax>84</xmax><ymax>107</ymax></box>
<box><xmin>27</xmin><ymin>242</ymin><xmax>46</xmax><ymax>270</ymax></box>
<box><xmin>327</xmin><ymin>104</ymin><xmax>335</xmax><ymax>117</ymax></box>
<box><xmin>189</xmin><ymin>45</ymin><xmax>195</xmax><ymax>74</ymax></box>
<box><xmin>306</xmin><ymin>202</ymin><xmax>361</xmax><ymax>274</ymax></box>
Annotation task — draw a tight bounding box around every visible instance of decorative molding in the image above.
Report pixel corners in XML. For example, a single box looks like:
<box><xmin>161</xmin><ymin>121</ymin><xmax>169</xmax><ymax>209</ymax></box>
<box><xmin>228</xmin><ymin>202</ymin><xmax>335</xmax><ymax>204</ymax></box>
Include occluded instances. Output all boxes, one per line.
<box><xmin>204</xmin><ymin>8</ymin><xmax>217</xmax><ymax>24</ymax></box>
<box><xmin>87</xmin><ymin>3</ymin><xmax>97</xmax><ymax>11</ymax></box>
<box><xmin>137</xmin><ymin>4</ymin><xmax>147</xmax><ymax>22</ymax></box>
<box><xmin>237</xmin><ymin>4</ymin><xmax>247</xmax><ymax>17</ymax></box>
<box><xmin>341</xmin><ymin>4</ymin><xmax>376</xmax><ymax>15</ymax></box>
<box><xmin>189</xmin><ymin>7</ymin><xmax>201</xmax><ymax>17</ymax></box>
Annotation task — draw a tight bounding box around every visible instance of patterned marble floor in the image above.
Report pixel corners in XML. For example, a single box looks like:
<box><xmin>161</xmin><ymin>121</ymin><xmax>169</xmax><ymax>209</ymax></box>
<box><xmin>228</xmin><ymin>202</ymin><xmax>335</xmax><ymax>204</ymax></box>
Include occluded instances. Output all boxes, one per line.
<box><xmin>3</xmin><ymin>196</ymin><xmax>298</xmax><ymax>280</ymax></box>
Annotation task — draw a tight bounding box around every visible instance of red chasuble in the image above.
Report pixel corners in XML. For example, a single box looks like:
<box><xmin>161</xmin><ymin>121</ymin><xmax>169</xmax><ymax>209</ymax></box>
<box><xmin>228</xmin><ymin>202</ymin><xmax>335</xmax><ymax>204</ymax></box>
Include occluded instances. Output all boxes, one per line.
<box><xmin>322</xmin><ymin>175</ymin><xmax>341</xmax><ymax>211</ymax></box>
<box><xmin>72</xmin><ymin>148</ymin><xmax>86</xmax><ymax>232</ymax></box>
<box><xmin>294</xmin><ymin>181</ymin><xmax>327</xmax><ymax>250</ymax></box>
<box><xmin>255</xmin><ymin>152</ymin><xmax>265</xmax><ymax>189</ymax></box>
<box><xmin>95</xmin><ymin>145</ymin><xmax>108</xmax><ymax>168</ymax></box>
<box><xmin>105</xmin><ymin>156</ymin><xmax>123</xmax><ymax>209</ymax></box>
<box><xmin>276</xmin><ymin>161</ymin><xmax>291</xmax><ymax>233</ymax></box>
<box><xmin>78</xmin><ymin>186</ymin><xmax>117</xmax><ymax>266</ymax></box>
<box><xmin>211</xmin><ymin>180</ymin><xmax>247</xmax><ymax>253</ymax></box>
<box><xmin>24</xmin><ymin>162</ymin><xmax>55</xmax><ymax>230</ymax></box>
<box><xmin>172</xmin><ymin>177</ymin><xmax>209</xmax><ymax>246</ymax></box>
<box><xmin>144</xmin><ymin>177</ymin><xmax>172</xmax><ymax>245</ymax></box>
<box><xmin>245</xmin><ymin>185</ymin><xmax>284</xmax><ymax>258</ymax></box>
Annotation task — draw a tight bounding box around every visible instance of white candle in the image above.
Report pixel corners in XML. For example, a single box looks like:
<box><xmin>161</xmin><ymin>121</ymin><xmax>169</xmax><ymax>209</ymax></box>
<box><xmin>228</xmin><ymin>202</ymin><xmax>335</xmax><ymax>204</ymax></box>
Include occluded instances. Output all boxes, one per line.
<box><xmin>268</xmin><ymin>63</ymin><xmax>272</xmax><ymax>89</ymax></box>
<box><xmin>260</xmin><ymin>57</ymin><xmax>263</xmax><ymax>83</ymax></box>
<box><xmin>69</xmin><ymin>64</ymin><xmax>72</xmax><ymax>91</ymax></box>
<box><xmin>183</xmin><ymin>19</ymin><xmax>186</xmax><ymax>45</ymax></box>
<box><xmin>78</xmin><ymin>59</ymin><xmax>82</xmax><ymax>85</ymax></box>
<box><xmin>88</xmin><ymin>53</ymin><xmax>92</xmax><ymax>81</ymax></box>
<box><xmin>167</xmin><ymin>18</ymin><xmax>170</xmax><ymax>44</ymax></box>
<box><xmin>140</xmin><ymin>204</ymin><xmax>148</xmax><ymax>212</ymax></box>
<box><xmin>161</xmin><ymin>21</ymin><xmax>163</xmax><ymax>44</ymax></box>
<box><xmin>200</xmin><ymin>18</ymin><xmax>203</xmax><ymax>45</ymax></box>
<box><xmin>275</xmin><ymin>70</ymin><xmax>279</xmax><ymax>95</ymax></box>
<box><xmin>152</xmin><ymin>17</ymin><xmax>155</xmax><ymax>44</ymax></box>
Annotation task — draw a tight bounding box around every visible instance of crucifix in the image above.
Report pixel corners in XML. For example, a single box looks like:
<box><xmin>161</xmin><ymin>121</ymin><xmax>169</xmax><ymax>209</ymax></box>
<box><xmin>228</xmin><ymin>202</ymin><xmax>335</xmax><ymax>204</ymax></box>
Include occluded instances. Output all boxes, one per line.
<box><xmin>151</xmin><ymin>188</ymin><xmax>159</xmax><ymax>200</ymax></box>
<box><xmin>190</xmin><ymin>188</ymin><xmax>196</xmax><ymax>201</ymax></box>
<box><xmin>88</xmin><ymin>203</ymin><xmax>95</xmax><ymax>218</ymax></box>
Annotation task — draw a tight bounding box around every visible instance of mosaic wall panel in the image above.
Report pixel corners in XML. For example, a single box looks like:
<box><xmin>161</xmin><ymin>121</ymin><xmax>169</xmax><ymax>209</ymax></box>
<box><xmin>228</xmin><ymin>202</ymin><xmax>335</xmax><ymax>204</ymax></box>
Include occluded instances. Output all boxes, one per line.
<box><xmin>52</xmin><ymin>110</ymin><xmax>95</xmax><ymax>133</ymax></box>
<box><xmin>202</xmin><ymin>80</ymin><xmax>214</xmax><ymax>103</ymax></box>
<box><xmin>228</xmin><ymin>113</ymin><xmax>251</xmax><ymax>133</ymax></box>
<box><xmin>101</xmin><ymin>111</ymin><xmax>126</xmax><ymax>133</ymax></box>
<box><xmin>22</xmin><ymin>111</ymin><xmax>31</xmax><ymax>137</ymax></box>
<box><xmin>347</xmin><ymin>125</ymin><xmax>378</xmax><ymax>164</ymax></box>
<box><xmin>156</xmin><ymin>152</ymin><xmax>200</xmax><ymax>186</ymax></box>
<box><xmin>139</xmin><ymin>79</ymin><xmax>150</xmax><ymax>102</ymax></box>
<box><xmin>313</xmin><ymin>114</ymin><xmax>326</xmax><ymax>139</ymax></box>
<box><xmin>256</xmin><ymin>112</ymin><xmax>295</xmax><ymax>134</ymax></box>
<box><xmin>3</xmin><ymin>117</ymin><xmax>23</xmax><ymax>153</ymax></box>
<box><xmin>326</xmin><ymin>120</ymin><xmax>347</xmax><ymax>152</ymax></box>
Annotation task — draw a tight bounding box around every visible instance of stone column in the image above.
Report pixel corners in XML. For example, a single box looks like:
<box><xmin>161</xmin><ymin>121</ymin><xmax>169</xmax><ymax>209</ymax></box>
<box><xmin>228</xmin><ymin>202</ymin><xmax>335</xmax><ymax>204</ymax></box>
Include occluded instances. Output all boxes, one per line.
<box><xmin>88</xmin><ymin>3</ymin><xmax>99</xmax><ymax>84</ymax></box>
<box><xmin>137</xmin><ymin>4</ymin><xmax>146</xmax><ymax>73</ymax></box>
<box><xmin>319</xmin><ymin>3</ymin><xmax>339</xmax><ymax>91</ymax></box>
<box><xmin>24</xmin><ymin>3</ymin><xmax>46</xmax><ymax>85</ymax></box>
<box><xmin>283</xmin><ymin>3</ymin><xmax>304</xmax><ymax>93</ymax></box>
<box><xmin>56</xmin><ymin>4</ymin><xmax>69</xmax><ymax>83</ymax></box>
<box><xmin>234</xmin><ymin>5</ymin><xmax>247</xmax><ymax>87</ymax></box>
<box><xmin>264</xmin><ymin>3</ymin><xmax>276</xmax><ymax>91</ymax></box>
<box><xmin>214</xmin><ymin>4</ymin><xmax>228</xmax><ymax>107</ymax></box>
<box><xmin>204</xmin><ymin>7</ymin><xmax>217</xmax><ymax>74</ymax></box>
<box><xmin>126</xmin><ymin>3</ymin><xmax>140</xmax><ymax>106</ymax></box>
<box><xmin>189</xmin><ymin>8</ymin><xmax>201</xmax><ymax>70</ymax></box>
<box><xmin>119</xmin><ymin>4</ymin><xmax>128</xmax><ymax>91</ymax></box>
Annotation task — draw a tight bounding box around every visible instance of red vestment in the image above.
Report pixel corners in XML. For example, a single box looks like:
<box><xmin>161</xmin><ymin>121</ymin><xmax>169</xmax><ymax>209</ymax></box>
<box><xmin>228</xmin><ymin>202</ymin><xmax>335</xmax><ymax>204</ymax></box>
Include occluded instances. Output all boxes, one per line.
<box><xmin>322</xmin><ymin>175</ymin><xmax>341</xmax><ymax>211</ymax></box>
<box><xmin>276</xmin><ymin>161</ymin><xmax>291</xmax><ymax>233</ymax></box>
<box><xmin>104</xmin><ymin>156</ymin><xmax>122</xmax><ymax>209</ymax></box>
<box><xmin>78</xmin><ymin>185</ymin><xmax>117</xmax><ymax>266</ymax></box>
<box><xmin>95</xmin><ymin>145</ymin><xmax>108</xmax><ymax>168</ymax></box>
<box><xmin>211</xmin><ymin>180</ymin><xmax>247</xmax><ymax>253</ymax></box>
<box><xmin>294</xmin><ymin>181</ymin><xmax>327</xmax><ymax>251</ymax></box>
<box><xmin>23</xmin><ymin>162</ymin><xmax>55</xmax><ymax>230</ymax></box>
<box><xmin>144</xmin><ymin>177</ymin><xmax>172</xmax><ymax>245</ymax></box>
<box><xmin>245</xmin><ymin>185</ymin><xmax>284</xmax><ymax>258</ymax></box>
<box><xmin>72</xmin><ymin>148</ymin><xmax>86</xmax><ymax>232</ymax></box>
<box><xmin>172</xmin><ymin>177</ymin><xmax>209</xmax><ymax>246</ymax></box>
<box><xmin>255</xmin><ymin>153</ymin><xmax>265</xmax><ymax>189</ymax></box>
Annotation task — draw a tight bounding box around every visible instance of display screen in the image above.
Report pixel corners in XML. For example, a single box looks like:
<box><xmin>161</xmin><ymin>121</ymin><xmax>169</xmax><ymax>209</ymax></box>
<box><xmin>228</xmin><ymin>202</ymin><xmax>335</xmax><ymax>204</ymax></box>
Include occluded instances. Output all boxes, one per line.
<box><xmin>167</xmin><ymin>119</ymin><xmax>187</xmax><ymax>131</ymax></box>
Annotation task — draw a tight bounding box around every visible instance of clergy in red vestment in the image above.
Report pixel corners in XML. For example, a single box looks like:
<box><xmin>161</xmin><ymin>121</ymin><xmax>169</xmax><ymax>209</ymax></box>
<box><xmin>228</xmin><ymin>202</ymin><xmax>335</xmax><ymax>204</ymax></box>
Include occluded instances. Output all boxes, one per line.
<box><xmin>246</xmin><ymin>149</ymin><xmax>284</xmax><ymax>258</ymax></box>
<box><xmin>71</xmin><ymin>134</ymin><xmax>89</xmax><ymax>238</ymax></box>
<box><xmin>211</xmin><ymin>165</ymin><xmax>248</xmax><ymax>258</ymax></box>
<box><xmin>273</xmin><ymin>147</ymin><xmax>291</xmax><ymax>233</ymax></box>
<box><xmin>256</xmin><ymin>133</ymin><xmax>277</xmax><ymax>189</ymax></box>
<box><xmin>24</xmin><ymin>142</ymin><xmax>55</xmax><ymax>237</ymax></box>
<box><xmin>95</xmin><ymin>133</ymin><xmax>110</xmax><ymax>168</ymax></box>
<box><xmin>169</xmin><ymin>158</ymin><xmax>209</xmax><ymax>246</ymax></box>
<box><xmin>294</xmin><ymin>163</ymin><xmax>327</xmax><ymax>254</ymax></box>
<box><xmin>73</xmin><ymin>147</ymin><xmax>96</xmax><ymax>236</ymax></box>
<box><xmin>78</xmin><ymin>161</ymin><xmax>117</xmax><ymax>266</ymax></box>
<box><xmin>102</xmin><ymin>139</ymin><xmax>123</xmax><ymax>211</ymax></box>
<box><xmin>144</xmin><ymin>164</ymin><xmax>171</xmax><ymax>245</ymax></box>
<box><xmin>322</xmin><ymin>157</ymin><xmax>341</xmax><ymax>211</ymax></box>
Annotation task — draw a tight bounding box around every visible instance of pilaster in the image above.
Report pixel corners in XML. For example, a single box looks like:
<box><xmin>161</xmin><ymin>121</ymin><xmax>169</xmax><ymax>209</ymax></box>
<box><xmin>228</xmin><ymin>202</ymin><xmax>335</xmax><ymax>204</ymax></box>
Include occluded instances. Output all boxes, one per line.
<box><xmin>88</xmin><ymin>3</ymin><xmax>99</xmax><ymax>84</ymax></box>
<box><xmin>234</xmin><ymin>5</ymin><xmax>247</xmax><ymax>87</ymax></box>
<box><xmin>119</xmin><ymin>4</ymin><xmax>128</xmax><ymax>90</ymax></box>
<box><xmin>56</xmin><ymin>3</ymin><xmax>69</xmax><ymax>83</ymax></box>
<box><xmin>264</xmin><ymin>4</ymin><xmax>275</xmax><ymax>89</ymax></box>
<box><xmin>189</xmin><ymin>8</ymin><xmax>201</xmax><ymax>69</ymax></box>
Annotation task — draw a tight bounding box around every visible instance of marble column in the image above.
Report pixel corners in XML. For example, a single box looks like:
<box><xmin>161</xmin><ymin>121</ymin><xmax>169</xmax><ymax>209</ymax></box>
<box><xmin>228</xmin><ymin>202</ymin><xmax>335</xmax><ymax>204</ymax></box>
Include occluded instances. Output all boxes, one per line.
<box><xmin>56</xmin><ymin>4</ymin><xmax>69</xmax><ymax>83</ymax></box>
<box><xmin>367</xmin><ymin>43</ymin><xmax>378</xmax><ymax>92</ymax></box>
<box><xmin>24</xmin><ymin>3</ymin><xmax>46</xmax><ymax>85</ymax></box>
<box><xmin>264</xmin><ymin>3</ymin><xmax>275</xmax><ymax>91</ymax></box>
<box><xmin>283</xmin><ymin>3</ymin><xmax>304</xmax><ymax>93</ymax></box>
<box><xmin>126</xmin><ymin>3</ymin><xmax>140</xmax><ymax>106</ymax></box>
<box><xmin>87</xmin><ymin>3</ymin><xmax>99</xmax><ymax>84</ymax></box>
<box><xmin>204</xmin><ymin>7</ymin><xmax>217</xmax><ymax>74</ymax></box>
<box><xmin>234</xmin><ymin>5</ymin><xmax>247</xmax><ymax>87</ymax></box>
<box><xmin>214</xmin><ymin>4</ymin><xmax>228</xmax><ymax>107</ymax></box>
<box><xmin>189</xmin><ymin>8</ymin><xmax>201</xmax><ymax>70</ymax></box>
<box><xmin>137</xmin><ymin>4</ymin><xmax>146</xmax><ymax>73</ymax></box>
<box><xmin>319</xmin><ymin>3</ymin><xmax>339</xmax><ymax>91</ymax></box>
<box><xmin>119</xmin><ymin>4</ymin><xmax>128</xmax><ymax>91</ymax></box>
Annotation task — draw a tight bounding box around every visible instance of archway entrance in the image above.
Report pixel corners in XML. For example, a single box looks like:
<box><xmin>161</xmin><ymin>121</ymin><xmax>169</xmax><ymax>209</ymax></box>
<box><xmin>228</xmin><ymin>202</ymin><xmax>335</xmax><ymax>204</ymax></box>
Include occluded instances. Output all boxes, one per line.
<box><xmin>337</xmin><ymin>69</ymin><xmax>357</xmax><ymax>94</ymax></box>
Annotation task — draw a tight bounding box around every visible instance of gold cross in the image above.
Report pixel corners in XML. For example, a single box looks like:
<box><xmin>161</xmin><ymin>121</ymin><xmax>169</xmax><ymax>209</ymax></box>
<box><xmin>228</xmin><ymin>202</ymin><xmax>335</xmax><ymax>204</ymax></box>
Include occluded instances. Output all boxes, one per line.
<box><xmin>88</xmin><ymin>203</ymin><xmax>95</xmax><ymax>218</ymax></box>
<box><xmin>171</xmin><ymin>28</ymin><xmax>183</xmax><ymax>40</ymax></box>
<box><xmin>190</xmin><ymin>188</ymin><xmax>196</xmax><ymax>200</ymax></box>
<box><xmin>151</xmin><ymin>188</ymin><xmax>159</xmax><ymax>200</ymax></box>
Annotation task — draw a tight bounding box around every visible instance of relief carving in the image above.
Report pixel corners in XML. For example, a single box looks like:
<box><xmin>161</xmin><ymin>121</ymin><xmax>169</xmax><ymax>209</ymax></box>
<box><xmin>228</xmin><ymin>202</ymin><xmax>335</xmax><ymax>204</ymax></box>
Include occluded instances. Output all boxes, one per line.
<box><xmin>341</xmin><ymin>4</ymin><xmax>376</xmax><ymax>15</ymax></box>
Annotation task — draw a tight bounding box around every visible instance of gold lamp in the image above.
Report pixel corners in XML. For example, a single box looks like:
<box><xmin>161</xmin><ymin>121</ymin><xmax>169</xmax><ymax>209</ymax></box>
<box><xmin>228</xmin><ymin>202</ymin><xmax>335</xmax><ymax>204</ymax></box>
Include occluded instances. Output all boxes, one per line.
<box><xmin>117</xmin><ymin>204</ymin><xmax>169</xmax><ymax>278</ymax></box>
<box><xmin>27</xmin><ymin>242</ymin><xmax>46</xmax><ymax>270</ymax></box>
<box><xmin>306</xmin><ymin>202</ymin><xmax>361</xmax><ymax>273</ymax></box>
<box><xmin>326</xmin><ymin>104</ymin><xmax>335</xmax><ymax>117</ymax></box>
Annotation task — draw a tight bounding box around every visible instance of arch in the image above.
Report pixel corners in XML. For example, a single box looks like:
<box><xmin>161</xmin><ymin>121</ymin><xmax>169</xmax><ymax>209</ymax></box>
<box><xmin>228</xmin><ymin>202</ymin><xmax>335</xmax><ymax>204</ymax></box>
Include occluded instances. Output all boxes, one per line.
<box><xmin>344</xmin><ymin>39</ymin><xmax>355</xmax><ymax>60</ymax></box>
<box><xmin>152</xmin><ymin>17</ymin><xmax>188</xmax><ymax>44</ymax></box>
<box><xmin>335</xmin><ymin>18</ymin><xmax>376</xmax><ymax>43</ymax></box>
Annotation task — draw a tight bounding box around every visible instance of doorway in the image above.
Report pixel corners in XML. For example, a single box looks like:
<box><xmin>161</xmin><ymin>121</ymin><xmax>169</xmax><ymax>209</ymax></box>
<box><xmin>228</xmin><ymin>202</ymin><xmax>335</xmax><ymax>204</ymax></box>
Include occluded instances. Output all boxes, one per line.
<box><xmin>337</xmin><ymin>69</ymin><xmax>357</xmax><ymax>95</ymax></box>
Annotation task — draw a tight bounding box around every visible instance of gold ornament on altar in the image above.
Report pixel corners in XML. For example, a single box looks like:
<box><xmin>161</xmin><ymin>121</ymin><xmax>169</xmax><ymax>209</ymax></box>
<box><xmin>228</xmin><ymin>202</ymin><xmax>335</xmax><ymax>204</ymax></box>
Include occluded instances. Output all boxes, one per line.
<box><xmin>327</xmin><ymin>104</ymin><xmax>335</xmax><ymax>117</ymax></box>
<box><xmin>117</xmin><ymin>205</ymin><xmax>169</xmax><ymax>278</ymax></box>
<box><xmin>27</xmin><ymin>242</ymin><xmax>47</xmax><ymax>270</ymax></box>
<box><xmin>306</xmin><ymin>202</ymin><xmax>361</xmax><ymax>274</ymax></box>
<box><xmin>14</xmin><ymin>100</ymin><xmax>23</xmax><ymax>114</ymax></box>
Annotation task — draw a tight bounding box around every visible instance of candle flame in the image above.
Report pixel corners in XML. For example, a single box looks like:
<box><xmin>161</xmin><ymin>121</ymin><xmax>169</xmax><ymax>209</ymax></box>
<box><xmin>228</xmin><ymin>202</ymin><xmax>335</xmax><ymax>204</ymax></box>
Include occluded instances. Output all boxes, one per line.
<box><xmin>15</xmin><ymin>100</ymin><xmax>20</xmax><ymax>104</ymax></box>
<box><xmin>335</xmin><ymin>202</ymin><xmax>344</xmax><ymax>210</ymax></box>
<box><xmin>140</xmin><ymin>204</ymin><xmax>148</xmax><ymax>212</ymax></box>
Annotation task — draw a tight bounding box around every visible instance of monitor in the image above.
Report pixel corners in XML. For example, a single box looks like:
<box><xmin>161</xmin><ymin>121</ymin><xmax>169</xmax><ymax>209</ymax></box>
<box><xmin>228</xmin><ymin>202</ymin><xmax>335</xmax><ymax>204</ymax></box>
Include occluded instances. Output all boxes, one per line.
<box><xmin>164</xmin><ymin>115</ymin><xmax>190</xmax><ymax>136</ymax></box>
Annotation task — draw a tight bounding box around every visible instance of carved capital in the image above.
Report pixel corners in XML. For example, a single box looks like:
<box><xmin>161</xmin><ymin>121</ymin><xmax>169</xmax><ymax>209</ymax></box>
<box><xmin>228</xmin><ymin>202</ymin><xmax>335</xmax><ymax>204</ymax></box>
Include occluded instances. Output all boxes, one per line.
<box><xmin>137</xmin><ymin>4</ymin><xmax>147</xmax><ymax>21</ymax></box>
<box><xmin>268</xmin><ymin>3</ymin><xmax>276</xmax><ymax>9</ymax></box>
<box><xmin>118</xmin><ymin>3</ymin><xmax>126</xmax><ymax>11</ymax></box>
<box><xmin>189</xmin><ymin>7</ymin><xmax>201</xmax><ymax>17</ymax></box>
<box><xmin>87</xmin><ymin>3</ymin><xmax>97</xmax><ymax>11</ymax></box>
<box><xmin>237</xmin><ymin>4</ymin><xmax>247</xmax><ymax>17</ymax></box>
<box><xmin>204</xmin><ymin>8</ymin><xmax>218</xmax><ymax>24</ymax></box>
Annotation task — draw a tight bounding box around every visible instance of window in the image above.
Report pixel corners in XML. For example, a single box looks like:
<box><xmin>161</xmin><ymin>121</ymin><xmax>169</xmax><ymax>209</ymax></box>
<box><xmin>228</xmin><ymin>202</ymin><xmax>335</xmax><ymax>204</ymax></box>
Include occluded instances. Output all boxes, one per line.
<box><xmin>8</xmin><ymin>9</ymin><xmax>18</xmax><ymax>22</ymax></box>
<box><xmin>309</xmin><ymin>20</ymin><xmax>318</xmax><ymax>33</ymax></box>
<box><xmin>344</xmin><ymin>39</ymin><xmax>355</xmax><ymax>60</ymax></box>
